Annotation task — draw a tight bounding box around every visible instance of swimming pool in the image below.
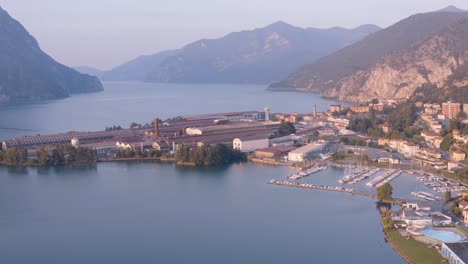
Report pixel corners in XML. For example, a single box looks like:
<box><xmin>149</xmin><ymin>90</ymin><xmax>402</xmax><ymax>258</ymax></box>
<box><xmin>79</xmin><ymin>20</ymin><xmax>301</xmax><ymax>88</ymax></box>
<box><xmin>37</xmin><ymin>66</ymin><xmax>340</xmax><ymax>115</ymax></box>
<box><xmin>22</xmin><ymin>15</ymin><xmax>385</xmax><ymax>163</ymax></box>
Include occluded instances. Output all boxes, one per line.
<box><xmin>420</xmin><ymin>229</ymin><xmax>462</xmax><ymax>243</ymax></box>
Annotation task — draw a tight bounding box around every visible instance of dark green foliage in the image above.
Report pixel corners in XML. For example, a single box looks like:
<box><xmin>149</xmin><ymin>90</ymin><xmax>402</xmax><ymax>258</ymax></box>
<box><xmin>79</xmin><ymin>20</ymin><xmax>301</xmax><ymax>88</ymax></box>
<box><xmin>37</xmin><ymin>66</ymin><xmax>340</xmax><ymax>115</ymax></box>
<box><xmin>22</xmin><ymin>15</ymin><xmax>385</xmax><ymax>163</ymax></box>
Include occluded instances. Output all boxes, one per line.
<box><xmin>105</xmin><ymin>125</ymin><xmax>122</xmax><ymax>131</ymax></box>
<box><xmin>278</xmin><ymin>121</ymin><xmax>296</xmax><ymax>136</ymax></box>
<box><xmin>381</xmin><ymin>211</ymin><xmax>394</xmax><ymax>231</ymax></box>
<box><xmin>115</xmin><ymin>149</ymin><xmax>163</xmax><ymax>159</ymax></box>
<box><xmin>451</xmin><ymin>200</ymin><xmax>461</xmax><ymax>217</ymax></box>
<box><xmin>3</xmin><ymin>147</ymin><xmax>27</xmax><ymax>164</ymax></box>
<box><xmin>387</xmin><ymin>101</ymin><xmax>417</xmax><ymax>133</ymax></box>
<box><xmin>175</xmin><ymin>144</ymin><xmax>246</xmax><ymax>166</ymax></box>
<box><xmin>440</xmin><ymin>133</ymin><xmax>453</xmax><ymax>151</ymax></box>
<box><xmin>332</xmin><ymin>152</ymin><xmax>345</xmax><ymax>161</ymax></box>
<box><xmin>34</xmin><ymin>145</ymin><xmax>97</xmax><ymax>165</ymax></box>
<box><xmin>445</xmin><ymin>191</ymin><xmax>452</xmax><ymax>203</ymax></box>
<box><xmin>377</xmin><ymin>183</ymin><xmax>393</xmax><ymax>201</ymax></box>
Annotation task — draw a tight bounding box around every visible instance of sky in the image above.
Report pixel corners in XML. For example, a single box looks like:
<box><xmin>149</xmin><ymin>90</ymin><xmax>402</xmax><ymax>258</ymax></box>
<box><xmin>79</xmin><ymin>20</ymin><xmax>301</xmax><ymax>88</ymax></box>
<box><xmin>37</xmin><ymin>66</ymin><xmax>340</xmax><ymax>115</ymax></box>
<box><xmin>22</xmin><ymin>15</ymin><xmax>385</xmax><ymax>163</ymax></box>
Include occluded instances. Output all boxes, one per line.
<box><xmin>1</xmin><ymin>0</ymin><xmax>467</xmax><ymax>70</ymax></box>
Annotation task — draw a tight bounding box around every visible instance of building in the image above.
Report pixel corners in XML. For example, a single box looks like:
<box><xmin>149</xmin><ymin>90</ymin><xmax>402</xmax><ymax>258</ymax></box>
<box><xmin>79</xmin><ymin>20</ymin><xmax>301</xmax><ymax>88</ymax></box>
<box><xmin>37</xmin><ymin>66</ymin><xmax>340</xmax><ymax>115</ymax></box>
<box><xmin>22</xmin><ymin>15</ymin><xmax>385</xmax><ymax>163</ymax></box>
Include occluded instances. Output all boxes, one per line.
<box><xmin>441</xmin><ymin>242</ymin><xmax>468</xmax><ymax>264</ymax></box>
<box><xmin>452</xmin><ymin>150</ymin><xmax>467</xmax><ymax>162</ymax></box>
<box><xmin>233</xmin><ymin>135</ymin><xmax>269</xmax><ymax>153</ymax></box>
<box><xmin>185</xmin><ymin>121</ymin><xmax>280</xmax><ymax>136</ymax></box>
<box><xmin>254</xmin><ymin>146</ymin><xmax>297</xmax><ymax>161</ymax></box>
<box><xmin>350</xmin><ymin>105</ymin><xmax>370</xmax><ymax>113</ymax></box>
<box><xmin>288</xmin><ymin>142</ymin><xmax>325</xmax><ymax>162</ymax></box>
<box><xmin>270</xmin><ymin>134</ymin><xmax>303</xmax><ymax>147</ymax></box>
<box><xmin>402</xmin><ymin>142</ymin><xmax>419</xmax><ymax>157</ymax></box>
<box><xmin>115</xmin><ymin>137</ymin><xmax>154</xmax><ymax>151</ymax></box>
<box><xmin>442</xmin><ymin>101</ymin><xmax>462</xmax><ymax>119</ymax></box>
<box><xmin>378</xmin><ymin>138</ymin><xmax>390</xmax><ymax>146</ymax></box>
<box><xmin>330</xmin><ymin>105</ymin><xmax>341</xmax><ymax>113</ymax></box>
<box><xmin>327</xmin><ymin>117</ymin><xmax>350</xmax><ymax>129</ymax></box>
<box><xmin>371</xmin><ymin>103</ymin><xmax>385</xmax><ymax>111</ymax></box>
<box><xmin>381</xmin><ymin>123</ymin><xmax>393</xmax><ymax>134</ymax></box>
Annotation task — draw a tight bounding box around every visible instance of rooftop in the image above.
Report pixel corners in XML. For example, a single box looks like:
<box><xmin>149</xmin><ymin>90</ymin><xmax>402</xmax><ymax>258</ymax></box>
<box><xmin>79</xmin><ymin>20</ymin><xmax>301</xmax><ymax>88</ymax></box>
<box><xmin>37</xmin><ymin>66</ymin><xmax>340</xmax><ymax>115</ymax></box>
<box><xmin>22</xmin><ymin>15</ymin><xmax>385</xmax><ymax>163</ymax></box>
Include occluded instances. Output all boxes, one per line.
<box><xmin>289</xmin><ymin>142</ymin><xmax>324</xmax><ymax>155</ymax></box>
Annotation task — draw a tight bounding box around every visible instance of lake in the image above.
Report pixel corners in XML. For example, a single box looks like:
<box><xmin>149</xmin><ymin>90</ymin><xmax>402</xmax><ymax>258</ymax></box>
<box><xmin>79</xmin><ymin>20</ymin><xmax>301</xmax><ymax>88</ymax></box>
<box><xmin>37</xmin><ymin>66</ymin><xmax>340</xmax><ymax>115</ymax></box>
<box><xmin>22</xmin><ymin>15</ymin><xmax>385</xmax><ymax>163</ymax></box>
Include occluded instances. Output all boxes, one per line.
<box><xmin>0</xmin><ymin>83</ymin><xmax>403</xmax><ymax>263</ymax></box>
<box><xmin>0</xmin><ymin>162</ymin><xmax>404</xmax><ymax>264</ymax></box>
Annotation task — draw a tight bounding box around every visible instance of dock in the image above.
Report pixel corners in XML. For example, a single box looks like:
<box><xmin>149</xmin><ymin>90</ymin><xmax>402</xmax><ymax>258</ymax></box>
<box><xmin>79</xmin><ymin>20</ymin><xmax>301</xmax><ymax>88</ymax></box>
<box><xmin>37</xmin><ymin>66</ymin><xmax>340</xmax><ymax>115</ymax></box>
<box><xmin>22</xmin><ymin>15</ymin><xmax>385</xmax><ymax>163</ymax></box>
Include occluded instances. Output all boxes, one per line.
<box><xmin>267</xmin><ymin>180</ymin><xmax>405</xmax><ymax>205</ymax></box>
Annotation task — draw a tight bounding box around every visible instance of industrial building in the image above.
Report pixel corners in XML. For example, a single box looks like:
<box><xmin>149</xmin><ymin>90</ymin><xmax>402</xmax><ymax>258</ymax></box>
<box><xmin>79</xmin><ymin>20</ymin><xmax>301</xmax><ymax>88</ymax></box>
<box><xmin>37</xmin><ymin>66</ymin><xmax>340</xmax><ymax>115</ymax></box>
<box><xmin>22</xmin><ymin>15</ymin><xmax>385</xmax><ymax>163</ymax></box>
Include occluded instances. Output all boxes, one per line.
<box><xmin>288</xmin><ymin>142</ymin><xmax>325</xmax><ymax>162</ymax></box>
<box><xmin>185</xmin><ymin>121</ymin><xmax>280</xmax><ymax>136</ymax></box>
<box><xmin>233</xmin><ymin>135</ymin><xmax>269</xmax><ymax>153</ymax></box>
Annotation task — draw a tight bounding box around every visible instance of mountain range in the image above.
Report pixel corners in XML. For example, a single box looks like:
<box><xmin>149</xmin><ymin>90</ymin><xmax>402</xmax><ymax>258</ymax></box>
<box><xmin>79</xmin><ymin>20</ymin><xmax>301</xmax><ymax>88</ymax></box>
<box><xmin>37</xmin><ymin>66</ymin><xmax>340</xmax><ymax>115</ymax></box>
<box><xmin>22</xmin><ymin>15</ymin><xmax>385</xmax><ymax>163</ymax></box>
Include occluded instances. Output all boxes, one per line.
<box><xmin>0</xmin><ymin>6</ymin><xmax>103</xmax><ymax>103</ymax></box>
<box><xmin>271</xmin><ymin>6</ymin><xmax>468</xmax><ymax>102</ymax></box>
<box><xmin>102</xmin><ymin>22</ymin><xmax>381</xmax><ymax>84</ymax></box>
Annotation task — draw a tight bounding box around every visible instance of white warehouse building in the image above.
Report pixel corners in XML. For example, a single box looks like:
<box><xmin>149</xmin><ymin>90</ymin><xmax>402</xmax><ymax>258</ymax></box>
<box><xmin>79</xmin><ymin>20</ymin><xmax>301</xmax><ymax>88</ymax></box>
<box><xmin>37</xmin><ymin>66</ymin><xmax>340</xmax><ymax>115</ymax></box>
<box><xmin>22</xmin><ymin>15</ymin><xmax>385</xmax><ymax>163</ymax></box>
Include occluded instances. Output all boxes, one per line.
<box><xmin>233</xmin><ymin>135</ymin><xmax>269</xmax><ymax>153</ymax></box>
<box><xmin>288</xmin><ymin>142</ymin><xmax>325</xmax><ymax>162</ymax></box>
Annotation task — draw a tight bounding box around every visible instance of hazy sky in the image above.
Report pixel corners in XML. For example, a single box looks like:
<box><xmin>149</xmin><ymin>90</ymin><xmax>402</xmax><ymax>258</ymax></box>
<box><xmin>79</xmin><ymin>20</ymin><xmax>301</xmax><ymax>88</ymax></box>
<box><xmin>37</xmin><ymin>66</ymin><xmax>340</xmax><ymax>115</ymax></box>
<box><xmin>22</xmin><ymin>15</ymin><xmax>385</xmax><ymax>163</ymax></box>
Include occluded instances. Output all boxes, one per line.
<box><xmin>1</xmin><ymin>0</ymin><xmax>467</xmax><ymax>69</ymax></box>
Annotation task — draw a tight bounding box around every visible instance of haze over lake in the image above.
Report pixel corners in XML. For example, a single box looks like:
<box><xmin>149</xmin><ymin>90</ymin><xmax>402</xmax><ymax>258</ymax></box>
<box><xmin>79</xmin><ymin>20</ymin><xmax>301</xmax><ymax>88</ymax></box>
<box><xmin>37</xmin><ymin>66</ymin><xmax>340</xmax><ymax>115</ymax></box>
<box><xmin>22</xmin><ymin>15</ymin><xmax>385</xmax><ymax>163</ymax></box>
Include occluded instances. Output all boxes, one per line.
<box><xmin>0</xmin><ymin>82</ymin><xmax>346</xmax><ymax>141</ymax></box>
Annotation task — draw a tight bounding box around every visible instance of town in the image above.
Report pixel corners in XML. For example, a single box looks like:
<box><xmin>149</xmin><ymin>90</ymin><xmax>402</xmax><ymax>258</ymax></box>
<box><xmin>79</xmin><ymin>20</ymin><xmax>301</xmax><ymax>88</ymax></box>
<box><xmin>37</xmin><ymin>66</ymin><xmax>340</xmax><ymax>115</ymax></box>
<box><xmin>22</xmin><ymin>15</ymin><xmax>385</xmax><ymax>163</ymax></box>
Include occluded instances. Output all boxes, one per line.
<box><xmin>2</xmin><ymin>98</ymin><xmax>468</xmax><ymax>263</ymax></box>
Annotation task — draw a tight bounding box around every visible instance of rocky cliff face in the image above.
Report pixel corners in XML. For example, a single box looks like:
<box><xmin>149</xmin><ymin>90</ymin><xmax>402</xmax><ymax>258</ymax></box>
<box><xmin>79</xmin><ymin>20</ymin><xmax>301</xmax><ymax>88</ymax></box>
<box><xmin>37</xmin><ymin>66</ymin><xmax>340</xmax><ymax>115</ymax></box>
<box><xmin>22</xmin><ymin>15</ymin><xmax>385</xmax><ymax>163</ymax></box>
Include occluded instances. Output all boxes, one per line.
<box><xmin>0</xmin><ymin>6</ymin><xmax>103</xmax><ymax>103</ymax></box>
<box><xmin>323</xmin><ymin>19</ymin><xmax>468</xmax><ymax>102</ymax></box>
<box><xmin>271</xmin><ymin>9</ymin><xmax>468</xmax><ymax>101</ymax></box>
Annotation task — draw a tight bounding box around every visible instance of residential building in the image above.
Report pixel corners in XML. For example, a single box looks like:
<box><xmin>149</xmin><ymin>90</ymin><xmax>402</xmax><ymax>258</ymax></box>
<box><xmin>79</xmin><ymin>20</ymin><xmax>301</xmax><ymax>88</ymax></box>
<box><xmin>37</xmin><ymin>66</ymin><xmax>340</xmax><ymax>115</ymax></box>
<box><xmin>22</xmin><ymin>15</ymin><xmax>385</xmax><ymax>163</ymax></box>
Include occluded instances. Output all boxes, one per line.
<box><xmin>442</xmin><ymin>101</ymin><xmax>461</xmax><ymax>119</ymax></box>
<box><xmin>350</xmin><ymin>105</ymin><xmax>370</xmax><ymax>113</ymax></box>
<box><xmin>452</xmin><ymin>150</ymin><xmax>467</xmax><ymax>162</ymax></box>
<box><xmin>381</xmin><ymin>123</ymin><xmax>393</xmax><ymax>134</ymax></box>
<box><xmin>378</xmin><ymin>138</ymin><xmax>390</xmax><ymax>146</ymax></box>
<box><xmin>330</xmin><ymin>105</ymin><xmax>341</xmax><ymax>113</ymax></box>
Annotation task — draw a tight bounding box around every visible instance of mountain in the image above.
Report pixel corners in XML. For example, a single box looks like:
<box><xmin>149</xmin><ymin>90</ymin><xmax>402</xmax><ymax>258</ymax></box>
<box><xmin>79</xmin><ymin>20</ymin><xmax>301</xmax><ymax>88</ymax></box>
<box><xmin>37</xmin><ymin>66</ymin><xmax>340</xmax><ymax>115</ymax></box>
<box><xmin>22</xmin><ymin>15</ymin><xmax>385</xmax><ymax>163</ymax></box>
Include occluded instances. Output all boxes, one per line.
<box><xmin>438</xmin><ymin>5</ymin><xmax>466</xmax><ymax>13</ymax></box>
<box><xmin>0</xmin><ymin>6</ymin><xmax>103</xmax><ymax>103</ymax></box>
<box><xmin>104</xmin><ymin>22</ymin><xmax>380</xmax><ymax>83</ymax></box>
<box><xmin>74</xmin><ymin>66</ymin><xmax>105</xmax><ymax>78</ymax></box>
<box><xmin>324</xmin><ymin>18</ymin><xmax>468</xmax><ymax>102</ymax></box>
<box><xmin>271</xmin><ymin>9</ymin><xmax>468</xmax><ymax>101</ymax></box>
<box><xmin>101</xmin><ymin>50</ymin><xmax>177</xmax><ymax>81</ymax></box>
<box><xmin>147</xmin><ymin>22</ymin><xmax>380</xmax><ymax>84</ymax></box>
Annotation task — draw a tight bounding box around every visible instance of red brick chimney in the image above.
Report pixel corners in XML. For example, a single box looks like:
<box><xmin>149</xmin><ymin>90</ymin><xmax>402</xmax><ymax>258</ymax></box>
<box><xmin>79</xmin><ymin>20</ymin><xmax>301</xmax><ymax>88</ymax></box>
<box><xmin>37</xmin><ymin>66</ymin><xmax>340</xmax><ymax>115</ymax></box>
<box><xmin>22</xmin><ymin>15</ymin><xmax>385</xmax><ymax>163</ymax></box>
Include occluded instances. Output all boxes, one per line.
<box><xmin>154</xmin><ymin>118</ymin><xmax>159</xmax><ymax>137</ymax></box>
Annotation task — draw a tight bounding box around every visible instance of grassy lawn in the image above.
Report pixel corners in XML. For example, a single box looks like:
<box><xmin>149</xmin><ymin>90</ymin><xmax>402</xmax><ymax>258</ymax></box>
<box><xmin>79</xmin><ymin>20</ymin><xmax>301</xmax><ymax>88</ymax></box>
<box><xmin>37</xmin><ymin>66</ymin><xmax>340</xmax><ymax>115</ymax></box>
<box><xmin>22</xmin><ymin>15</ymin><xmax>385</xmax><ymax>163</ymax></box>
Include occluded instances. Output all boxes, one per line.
<box><xmin>456</xmin><ymin>225</ymin><xmax>468</xmax><ymax>236</ymax></box>
<box><xmin>386</xmin><ymin>229</ymin><xmax>446</xmax><ymax>264</ymax></box>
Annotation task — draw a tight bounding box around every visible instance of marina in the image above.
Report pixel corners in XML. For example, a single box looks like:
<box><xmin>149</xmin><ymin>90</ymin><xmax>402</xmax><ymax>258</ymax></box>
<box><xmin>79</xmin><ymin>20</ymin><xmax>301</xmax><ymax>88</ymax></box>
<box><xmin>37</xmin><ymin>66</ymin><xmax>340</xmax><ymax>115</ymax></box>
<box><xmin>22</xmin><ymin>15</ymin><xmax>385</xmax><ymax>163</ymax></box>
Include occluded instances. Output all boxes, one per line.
<box><xmin>287</xmin><ymin>166</ymin><xmax>326</xmax><ymax>180</ymax></box>
<box><xmin>338</xmin><ymin>168</ymin><xmax>373</xmax><ymax>184</ymax></box>
<box><xmin>417</xmin><ymin>175</ymin><xmax>468</xmax><ymax>194</ymax></box>
<box><xmin>410</xmin><ymin>191</ymin><xmax>441</xmax><ymax>201</ymax></box>
<box><xmin>366</xmin><ymin>169</ymin><xmax>401</xmax><ymax>187</ymax></box>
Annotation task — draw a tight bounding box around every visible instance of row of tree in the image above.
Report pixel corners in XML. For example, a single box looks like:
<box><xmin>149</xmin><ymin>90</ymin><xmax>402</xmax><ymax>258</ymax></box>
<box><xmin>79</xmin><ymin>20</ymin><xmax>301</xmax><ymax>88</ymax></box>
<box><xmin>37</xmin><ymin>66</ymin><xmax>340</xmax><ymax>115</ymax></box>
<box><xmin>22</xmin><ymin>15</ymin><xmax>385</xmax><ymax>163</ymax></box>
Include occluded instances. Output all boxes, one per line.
<box><xmin>0</xmin><ymin>145</ymin><xmax>97</xmax><ymax>166</ymax></box>
<box><xmin>115</xmin><ymin>149</ymin><xmax>164</xmax><ymax>159</ymax></box>
<box><xmin>174</xmin><ymin>144</ymin><xmax>246</xmax><ymax>166</ymax></box>
<box><xmin>35</xmin><ymin>145</ymin><xmax>97</xmax><ymax>165</ymax></box>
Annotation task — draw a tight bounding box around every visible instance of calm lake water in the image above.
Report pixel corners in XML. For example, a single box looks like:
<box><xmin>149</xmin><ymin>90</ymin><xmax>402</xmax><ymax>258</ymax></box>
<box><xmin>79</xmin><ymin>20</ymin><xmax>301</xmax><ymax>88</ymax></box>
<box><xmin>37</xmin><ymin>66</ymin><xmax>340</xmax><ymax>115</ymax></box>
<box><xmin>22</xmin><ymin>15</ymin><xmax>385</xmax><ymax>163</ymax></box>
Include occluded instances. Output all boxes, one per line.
<box><xmin>0</xmin><ymin>83</ymin><xmax>403</xmax><ymax>263</ymax></box>
<box><xmin>0</xmin><ymin>163</ymin><xmax>404</xmax><ymax>264</ymax></box>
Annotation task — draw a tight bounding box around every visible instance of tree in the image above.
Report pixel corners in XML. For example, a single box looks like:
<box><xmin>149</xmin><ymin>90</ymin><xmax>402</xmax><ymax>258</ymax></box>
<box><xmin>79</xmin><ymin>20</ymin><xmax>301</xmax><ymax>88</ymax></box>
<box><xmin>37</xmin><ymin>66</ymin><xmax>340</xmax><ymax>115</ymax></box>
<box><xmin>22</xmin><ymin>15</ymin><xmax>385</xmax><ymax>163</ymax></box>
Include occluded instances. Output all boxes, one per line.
<box><xmin>445</xmin><ymin>191</ymin><xmax>452</xmax><ymax>203</ymax></box>
<box><xmin>377</xmin><ymin>183</ymin><xmax>393</xmax><ymax>201</ymax></box>
<box><xmin>440</xmin><ymin>133</ymin><xmax>453</xmax><ymax>151</ymax></box>
<box><xmin>4</xmin><ymin>148</ymin><xmax>28</xmax><ymax>165</ymax></box>
<box><xmin>278</xmin><ymin>121</ymin><xmax>296</xmax><ymax>136</ymax></box>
